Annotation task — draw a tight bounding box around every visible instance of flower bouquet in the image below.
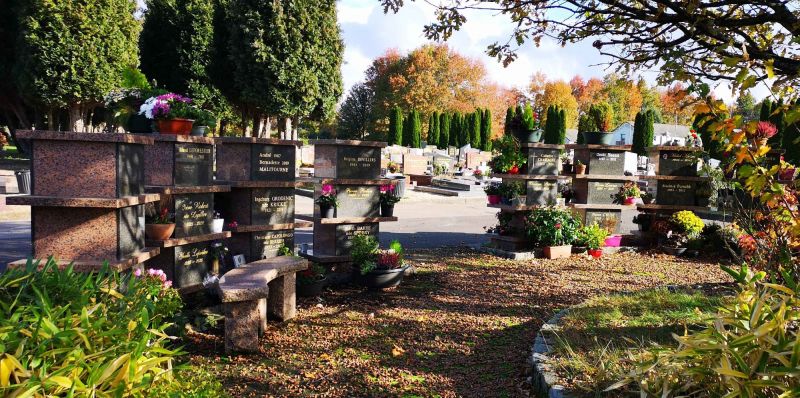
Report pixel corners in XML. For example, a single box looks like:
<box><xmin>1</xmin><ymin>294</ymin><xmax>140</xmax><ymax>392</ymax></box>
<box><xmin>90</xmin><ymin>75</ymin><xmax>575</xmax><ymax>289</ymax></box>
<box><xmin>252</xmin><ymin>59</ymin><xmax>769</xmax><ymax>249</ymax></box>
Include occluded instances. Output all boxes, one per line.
<box><xmin>139</xmin><ymin>93</ymin><xmax>196</xmax><ymax>135</ymax></box>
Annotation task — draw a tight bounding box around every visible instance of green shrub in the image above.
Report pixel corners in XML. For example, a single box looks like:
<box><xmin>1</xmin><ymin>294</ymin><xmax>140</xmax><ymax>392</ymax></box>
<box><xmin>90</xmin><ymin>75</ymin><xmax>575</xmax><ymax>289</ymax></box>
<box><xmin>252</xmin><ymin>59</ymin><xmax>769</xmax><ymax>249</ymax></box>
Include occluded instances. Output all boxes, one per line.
<box><xmin>351</xmin><ymin>235</ymin><xmax>379</xmax><ymax>274</ymax></box>
<box><xmin>489</xmin><ymin>135</ymin><xmax>525</xmax><ymax>173</ymax></box>
<box><xmin>576</xmin><ymin>223</ymin><xmax>609</xmax><ymax>249</ymax></box>
<box><xmin>0</xmin><ymin>259</ymin><xmax>183</xmax><ymax>396</ymax></box>
<box><xmin>526</xmin><ymin>206</ymin><xmax>581</xmax><ymax>246</ymax></box>
<box><xmin>588</xmin><ymin>102</ymin><xmax>614</xmax><ymax>132</ymax></box>
<box><xmin>147</xmin><ymin>367</ymin><xmax>230</xmax><ymax>398</ymax></box>
<box><xmin>613</xmin><ymin>265</ymin><xmax>800</xmax><ymax>396</ymax></box>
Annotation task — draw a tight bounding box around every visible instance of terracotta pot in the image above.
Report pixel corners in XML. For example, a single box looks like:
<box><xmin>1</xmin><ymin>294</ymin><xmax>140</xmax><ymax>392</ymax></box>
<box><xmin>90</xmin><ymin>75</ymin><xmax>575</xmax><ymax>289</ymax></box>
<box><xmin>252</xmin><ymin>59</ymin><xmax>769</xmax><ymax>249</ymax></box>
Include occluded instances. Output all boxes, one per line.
<box><xmin>624</xmin><ymin>197</ymin><xmax>637</xmax><ymax>205</ymax></box>
<box><xmin>574</xmin><ymin>164</ymin><xmax>587</xmax><ymax>175</ymax></box>
<box><xmin>145</xmin><ymin>223</ymin><xmax>175</xmax><ymax>240</ymax></box>
<box><xmin>156</xmin><ymin>118</ymin><xmax>195</xmax><ymax>135</ymax></box>
<box><xmin>487</xmin><ymin>194</ymin><xmax>501</xmax><ymax>205</ymax></box>
<box><xmin>543</xmin><ymin>245</ymin><xmax>572</xmax><ymax>259</ymax></box>
<box><xmin>588</xmin><ymin>248</ymin><xmax>603</xmax><ymax>258</ymax></box>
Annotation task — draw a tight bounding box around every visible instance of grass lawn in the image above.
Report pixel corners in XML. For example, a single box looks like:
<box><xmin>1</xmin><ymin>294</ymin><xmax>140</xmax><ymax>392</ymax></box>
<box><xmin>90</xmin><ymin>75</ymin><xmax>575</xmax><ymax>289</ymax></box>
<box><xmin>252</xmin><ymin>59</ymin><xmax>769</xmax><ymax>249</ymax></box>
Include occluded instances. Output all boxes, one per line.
<box><xmin>185</xmin><ymin>249</ymin><xmax>731</xmax><ymax>397</ymax></box>
<box><xmin>548</xmin><ymin>287</ymin><xmax>731</xmax><ymax>396</ymax></box>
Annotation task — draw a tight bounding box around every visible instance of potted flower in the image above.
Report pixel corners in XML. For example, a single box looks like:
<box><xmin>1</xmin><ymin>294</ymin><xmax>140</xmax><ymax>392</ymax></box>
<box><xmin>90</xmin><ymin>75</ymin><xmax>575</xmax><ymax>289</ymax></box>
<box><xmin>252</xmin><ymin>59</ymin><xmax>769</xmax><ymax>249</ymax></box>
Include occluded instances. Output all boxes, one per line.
<box><xmin>484</xmin><ymin>183</ymin><xmax>502</xmax><ymax>205</ymax></box>
<box><xmin>226</xmin><ymin>220</ymin><xmax>239</xmax><ymax>231</ymax></box>
<box><xmin>561</xmin><ymin>154</ymin><xmax>573</xmax><ymax>174</ymax></box>
<box><xmin>387</xmin><ymin>161</ymin><xmax>400</xmax><ymax>174</ymax></box>
<box><xmin>641</xmin><ymin>191</ymin><xmax>655</xmax><ymax>204</ymax></box>
<box><xmin>748</xmin><ymin>121</ymin><xmax>777</xmax><ymax>147</ymax></box>
<box><xmin>577</xmin><ymin>223</ymin><xmax>609</xmax><ymax>258</ymax></box>
<box><xmin>209</xmin><ymin>241</ymin><xmax>229</xmax><ymax>275</ymax></box>
<box><xmin>658</xmin><ymin>210</ymin><xmax>704</xmax><ymax>256</ymax></box>
<box><xmin>522</xmin><ymin>110</ymin><xmax>543</xmax><ymax>143</ymax></box>
<box><xmin>297</xmin><ymin>263</ymin><xmax>328</xmax><ymax>297</ymax></box>
<box><xmin>574</xmin><ymin>160</ymin><xmax>586</xmax><ymax>175</ymax></box>
<box><xmin>614</xmin><ymin>181</ymin><xmax>641</xmax><ymax>205</ymax></box>
<box><xmin>139</xmin><ymin>92</ymin><xmax>196</xmax><ymax>135</ymax></box>
<box><xmin>352</xmin><ymin>236</ymin><xmax>409</xmax><ymax>289</ymax></box>
<box><xmin>190</xmin><ymin>108</ymin><xmax>216</xmax><ymax>137</ymax></box>
<box><xmin>489</xmin><ymin>135</ymin><xmax>526</xmax><ymax>174</ymax></box>
<box><xmin>145</xmin><ymin>207</ymin><xmax>175</xmax><ymax>241</ymax></box>
<box><xmin>379</xmin><ymin>184</ymin><xmax>401</xmax><ymax>217</ymax></box>
<box><xmin>526</xmin><ymin>206</ymin><xmax>580</xmax><ymax>259</ymax></box>
<box><xmin>473</xmin><ymin>169</ymin><xmax>484</xmax><ymax>180</ymax></box>
<box><xmin>578</xmin><ymin>102</ymin><xmax>615</xmax><ymax>145</ymax></box>
<box><xmin>599</xmin><ymin>217</ymin><xmax>621</xmax><ymax>246</ymax></box>
<box><xmin>560</xmin><ymin>183</ymin><xmax>575</xmax><ymax>204</ymax></box>
<box><xmin>212</xmin><ymin>211</ymin><xmax>225</xmax><ymax>233</ymax></box>
<box><xmin>499</xmin><ymin>181</ymin><xmax>525</xmax><ymax>206</ymax></box>
<box><xmin>316</xmin><ymin>184</ymin><xmax>338</xmax><ymax>218</ymax></box>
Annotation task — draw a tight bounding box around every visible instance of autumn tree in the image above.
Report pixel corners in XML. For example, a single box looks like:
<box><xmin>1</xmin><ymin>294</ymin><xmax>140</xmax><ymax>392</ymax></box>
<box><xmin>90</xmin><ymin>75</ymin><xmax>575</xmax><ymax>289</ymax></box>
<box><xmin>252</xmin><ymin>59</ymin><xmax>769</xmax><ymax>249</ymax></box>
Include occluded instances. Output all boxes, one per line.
<box><xmin>660</xmin><ymin>83</ymin><xmax>699</xmax><ymax>125</ymax></box>
<box><xmin>600</xmin><ymin>74</ymin><xmax>642</xmax><ymax>126</ymax></box>
<box><xmin>538</xmin><ymin>80</ymin><xmax>578</xmax><ymax>128</ymax></box>
<box><xmin>571</xmin><ymin>76</ymin><xmax>606</xmax><ymax>114</ymax></box>
<box><xmin>439</xmin><ymin>112</ymin><xmax>451</xmax><ymax>148</ymax></box>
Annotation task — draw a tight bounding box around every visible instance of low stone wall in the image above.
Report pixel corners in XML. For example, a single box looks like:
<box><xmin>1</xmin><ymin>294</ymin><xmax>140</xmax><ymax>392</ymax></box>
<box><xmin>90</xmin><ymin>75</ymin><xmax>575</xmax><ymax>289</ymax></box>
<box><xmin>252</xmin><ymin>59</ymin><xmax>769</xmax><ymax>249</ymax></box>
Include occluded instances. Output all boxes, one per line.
<box><xmin>526</xmin><ymin>309</ymin><xmax>574</xmax><ymax>398</ymax></box>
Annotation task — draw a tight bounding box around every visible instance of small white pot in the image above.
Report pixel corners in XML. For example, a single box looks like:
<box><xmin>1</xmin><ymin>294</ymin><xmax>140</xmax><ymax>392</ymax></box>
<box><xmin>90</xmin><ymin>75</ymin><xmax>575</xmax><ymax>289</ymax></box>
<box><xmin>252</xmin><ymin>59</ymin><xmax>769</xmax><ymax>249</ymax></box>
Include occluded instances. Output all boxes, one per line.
<box><xmin>212</xmin><ymin>218</ymin><xmax>225</xmax><ymax>233</ymax></box>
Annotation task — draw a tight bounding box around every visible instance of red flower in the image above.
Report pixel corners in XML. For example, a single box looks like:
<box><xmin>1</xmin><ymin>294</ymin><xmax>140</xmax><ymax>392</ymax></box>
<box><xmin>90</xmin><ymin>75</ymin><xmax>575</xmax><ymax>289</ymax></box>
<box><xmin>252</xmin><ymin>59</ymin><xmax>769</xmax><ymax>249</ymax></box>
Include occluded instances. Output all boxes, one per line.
<box><xmin>554</xmin><ymin>223</ymin><xmax>562</xmax><ymax>229</ymax></box>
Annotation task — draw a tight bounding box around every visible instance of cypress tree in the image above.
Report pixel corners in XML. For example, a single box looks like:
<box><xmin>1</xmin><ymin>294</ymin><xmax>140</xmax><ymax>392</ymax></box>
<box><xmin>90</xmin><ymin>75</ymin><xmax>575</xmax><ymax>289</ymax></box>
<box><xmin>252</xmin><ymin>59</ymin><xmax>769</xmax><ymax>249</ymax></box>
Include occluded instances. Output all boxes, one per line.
<box><xmin>403</xmin><ymin>111</ymin><xmax>414</xmax><ymax>147</ymax></box>
<box><xmin>543</xmin><ymin>105</ymin><xmax>557</xmax><ymax>144</ymax></box>
<box><xmin>459</xmin><ymin>113</ymin><xmax>470</xmax><ymax>147</ymax></box>
<box><xmin>471</xmin><ymin>110</ymin><xmax>482</xmax><ymax>149</ymax></box>
<box><xmin>504</xmin><ymin>106</ymin><xmax>515</xmax><ymax>135</ymax></box>
<box><xmin>558</xmin><ymin>108</ymin><xmax>567</xmax><ymax>145</ymax></box>
<box><xmin>439</xmin><ymin>113</ymin><xmax>450</xmax><ymax>148</ymax></box>
<box><xmin>428</xmin><ymin>112</ymin><xmax>439</xmax><ymax>146</ymax></box>
<box><xmin>631</xmin><ymin>111</ymin><xmax>647</xmax><ymax>156</ymax></box>
<box><xmin>411</xmin><ymin>110</ymin><xmax>422</xmax><ymax>148</ymax></box>
<box><xmin>644</xmin><ymin>110</ymin><xmax>655</xmax><ymax>151</ymax></box>
<box><xmin>480</xmin><ymin>108</ymin><xmax>492</xmax><ymax>151</ymax></box>
<box><xmin>388</xmin><ymin>107</ymin><xmax>403</xmax><ymax>145</ymax></box>
<box><xmin>450</xmin><ymin>112</ymin><xmax>461</xmax><ymax>146</ymax></box>
<box><xmin>514</xmin><ymin>104</ymin><xmax>525</xmax><ymax>138</ymax></box>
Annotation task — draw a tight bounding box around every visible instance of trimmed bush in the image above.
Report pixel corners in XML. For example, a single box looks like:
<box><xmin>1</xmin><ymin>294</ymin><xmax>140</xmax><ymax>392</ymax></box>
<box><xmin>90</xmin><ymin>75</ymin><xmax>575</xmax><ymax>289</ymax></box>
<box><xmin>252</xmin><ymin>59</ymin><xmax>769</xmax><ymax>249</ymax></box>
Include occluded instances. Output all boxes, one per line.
<box><xmin>388</xmin><ymin>106</ymin><xmax>403</xmax><ymax>146</ymax></box>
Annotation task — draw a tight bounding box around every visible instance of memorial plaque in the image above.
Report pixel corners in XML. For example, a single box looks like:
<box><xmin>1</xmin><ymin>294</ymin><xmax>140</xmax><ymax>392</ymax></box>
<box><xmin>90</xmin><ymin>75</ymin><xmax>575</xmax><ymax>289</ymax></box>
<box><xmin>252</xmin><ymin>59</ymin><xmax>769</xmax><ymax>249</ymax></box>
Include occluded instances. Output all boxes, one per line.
<box><xmin>173</xmin><ymin>242</ymin><xmax>211</xmax><ymax>288</ymax></box>
<box><xmin>659</xmin><ymin>151</ymin><xmax>698</xmax><ymax>176</ymax></box>
<box><xmin>117</xmin><ymin>143</ymin><xmax>144</xmax><ymax>196</ymax></box>
<box><xmin>656</xmin><ymin>181</ymin><xmax>697</xmax><ymax>206</ymax></box>
<box><xmin>117</xmin><ymin>205</ymin><xmax>144</xmax><ymax>257</ymax></box>
<box><xmin>587</xmin><ymin>181</ymin><xmax>624</xmax><ymax>204</ymax></box>
<box><xmin>251</xmin><ymin>144</ymin><xmax>295</xmax><ymax>181</ymax></box>
<box><xmin>335</xmin><ymin>185</ymin><xmax>379</xmax><ymax>217</ymax></box>
<box><xmin>527</xmin><ymin>148</ymin><xmax>560</xmax><ymax>175</ymax></box>
<box><xmin>174</xmin><ymin>143</ymin><xmax>213</xmax><ymax>186</ymax></box>
<box><xmin>584</xmin><ymin>210</ymin><xmax>621</xmax><ymax>233</ymax></box>
<box><xmin>588</xmin><ymin>150</ymin><xmax>625</xmax><ymax>175</ymax></box>
<box><xmin>336</xmin><ymin>146</ymin><xmax>380</xmax><ymax>179</ymax></box>
<box><xmin>251</xmin><ymin>230</ymin><xmax>294</xmax><ymax>260</ymax></box>
<box><xmin>251</xmin><ymin>188</ymin><xmax>295</xmax><ymax>225</ymax></box>
<box><xmin>526</xmin><ymin>180</ymin><xmax>559</xmax><ymax>206</ymax></box>
<box><xmin>335</xmin><ymin>223</ymin><xmax>379</xmax><ymax>255</ymax></box>
<box><xmin>174</xmin><ymin>193</ymin><xmax>213</xmax><ymax>238</ymax></box>
<box><xmin>448</xmin><ymin>146</ymin><xmax>458</xmax><ymax>157</ymax></box>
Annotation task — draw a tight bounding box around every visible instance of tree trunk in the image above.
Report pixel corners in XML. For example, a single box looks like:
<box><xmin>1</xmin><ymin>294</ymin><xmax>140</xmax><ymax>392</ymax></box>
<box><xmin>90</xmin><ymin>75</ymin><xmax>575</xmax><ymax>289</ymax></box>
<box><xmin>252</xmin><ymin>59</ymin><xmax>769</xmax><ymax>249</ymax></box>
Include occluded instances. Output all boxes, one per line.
<box><xmin>259</xmin><ymin>117</ymin><xmax>272</xmax><ymax>138</ymax></box>
<box><xmin>242</xmin><ymin>109</ymin><xmax>252</xmax><ymax>137</ymax></box>
<box><xmin>252</xmin><ymin>114</ymin><xmax>263</xmax><ymax>138</ymax></box>
<box><xmin>48</xmin><ymin>109</ymin><xmax>56</xmax><ymax>131</ymax></box>
<box><xmin>282</xmin><ymin>117</ymin><xmax>292</xmax><ymax>140</ymax></box>
<box><xmin>292</xmin><ymin>116</ymin><xmax>299</xmax><ymax>140</ymax></box>
<box><xmin>68</xmin><ymin>104</ymin><xmax>86</xmax><ymax>132</ymax></box>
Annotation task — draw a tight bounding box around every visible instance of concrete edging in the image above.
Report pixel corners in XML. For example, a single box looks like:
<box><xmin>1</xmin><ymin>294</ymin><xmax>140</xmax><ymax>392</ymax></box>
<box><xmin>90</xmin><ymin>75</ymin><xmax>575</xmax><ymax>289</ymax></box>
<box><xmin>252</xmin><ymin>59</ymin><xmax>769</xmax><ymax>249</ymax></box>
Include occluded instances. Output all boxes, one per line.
<box><xmin>526</xmin><ymin>309</ymin><xmax>574</xmax><ymax>398</ymax></box>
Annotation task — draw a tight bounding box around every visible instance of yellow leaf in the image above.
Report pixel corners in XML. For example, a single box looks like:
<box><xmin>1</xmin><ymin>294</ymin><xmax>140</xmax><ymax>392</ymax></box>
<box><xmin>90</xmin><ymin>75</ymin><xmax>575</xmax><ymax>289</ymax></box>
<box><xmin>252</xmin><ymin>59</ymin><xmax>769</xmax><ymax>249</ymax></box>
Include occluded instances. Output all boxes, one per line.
<box><xmin>766</xmin><ymin>59</ymin><xmax>775</xmax><ymax>79</ymax></box>
<box><xmin>715</xmin><ymin>367</ymin><xmax>748</xmax><ymax>378</ymax></box>
<box><xmin>46</xmin><ymin>376</ymin><xmax>74</xmax><ymax>389</ymax></box>
<box><xmin>392</xmin><ymin>345</ymin><xmax>406</xmax><ymax>357</ymax></box>
<box><xmin>0</xmin><ymin>357</ymin><xmax>11</xmax><ymax>387</ymax></box>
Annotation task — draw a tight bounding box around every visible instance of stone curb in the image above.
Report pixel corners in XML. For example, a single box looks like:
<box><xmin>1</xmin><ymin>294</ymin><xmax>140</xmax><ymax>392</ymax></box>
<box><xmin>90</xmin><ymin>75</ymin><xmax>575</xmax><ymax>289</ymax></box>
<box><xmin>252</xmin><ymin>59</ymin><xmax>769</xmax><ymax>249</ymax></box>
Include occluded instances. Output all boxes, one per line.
<box><xmin>526</xmin><ymin>309</ymin><xmax>574</xmax><ymax>398</ymax></box>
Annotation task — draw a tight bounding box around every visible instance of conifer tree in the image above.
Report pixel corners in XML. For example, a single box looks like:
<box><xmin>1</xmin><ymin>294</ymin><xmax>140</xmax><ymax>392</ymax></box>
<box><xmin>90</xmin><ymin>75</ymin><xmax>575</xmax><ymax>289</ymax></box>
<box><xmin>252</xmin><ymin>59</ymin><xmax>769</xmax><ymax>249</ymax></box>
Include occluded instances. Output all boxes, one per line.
<box><xmin>480</xmin><ymin>108</ymin><xmax>492</xmax><ymax>151</ymax></box>
<box><xmin>439</xmin><ymin>112</ymin><xmax>451</xmax><ymax>148</ymax></box>
<box><xmin>471</xmin><ymin>110</ymin><xmax>482</xmax><ymax>148</ymax></box>
<box><xmin>428</xmin><ymin>112</ymin><xmax>439</xmax><ymax>146</ymax></box>
<box><xmin>410</xmin><ymin>110</ymin><xmax>422</xmax><ymax>148</ymax></box>
<box><xmin>388</xmin><ymin>106</ymin><xmax>403</xmax><ymax>145</ymax></box>
<box><xmin>504</xmin><ymin>106</ymin><xmax>515</xmax><ymax>135</ymax></box>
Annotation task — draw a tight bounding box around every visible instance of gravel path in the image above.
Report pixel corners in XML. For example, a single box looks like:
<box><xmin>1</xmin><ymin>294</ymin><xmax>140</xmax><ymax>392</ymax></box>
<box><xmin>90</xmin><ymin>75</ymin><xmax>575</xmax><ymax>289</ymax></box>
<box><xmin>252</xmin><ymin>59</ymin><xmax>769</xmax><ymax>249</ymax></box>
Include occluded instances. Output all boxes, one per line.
<box><xmin>187</xmin><ymin>249</ymin><xmax>730</xmax><ymax>398</ymax></box>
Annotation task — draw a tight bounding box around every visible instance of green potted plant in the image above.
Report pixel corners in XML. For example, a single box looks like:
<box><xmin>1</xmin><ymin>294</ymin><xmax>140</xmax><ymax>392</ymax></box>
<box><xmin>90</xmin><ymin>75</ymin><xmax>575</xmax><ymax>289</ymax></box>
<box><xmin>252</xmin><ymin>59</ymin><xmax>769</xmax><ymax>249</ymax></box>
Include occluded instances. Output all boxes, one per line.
<box><xmin>577</xmin><ymin>223</ymin><xmax>609</xmax><ymax>258</ymax></box>
<box><xmin>352</xmin><ymin>236</ymin><xmax>409</xmax><ymax>289</ymax></box>
<box><xmin>526</xmin><ymin>206</ymin><xmax>580</xmax><ymax>259</ymax></box>
<box><xmin>297</xmin><ymin>263</ymin><xmax>328</xmax><ymax>297</ymax></box>
<box><xmin>489</xmin><ymin>135</ymin><xmax>525</xmax><ymax>174</ymax></box>
<box><xmin>379</xmin><ymin>184</ymin><xmax>401</xmax><ymax>217</ymax></box>
<box><xmin>580</xmin><ymin>102</ymin><xmax>615</xmax><ymax>145</ymax></box>
<box><xmin>574</xmin><ymin>160</ymin><xmax>586</xmax><ymax>175</ymax></box>
<box><xmin>560</xmin><ymin>153</ymin><xmax>573</xmax><ymax>174</ymax></box>
<box><xmin>316</xmin><ymin>184</ymin><xmax>338</xmax><ymax>218</ymax></box>
<box><xmin>139</xmin><ymin>93</ymin><xmax>198</xmax><ymax>135</ymax></box>
<box><xmin>522</xmin><ymin>108</ymin><xmax>543</xmax><ymax>143</ymax></box>
<box><xmin>190</xmin><ymin>108</ymin><xmax>216</xmax><ymax>136</ymax></box>
<box><xmin>145</xmin><ymin>206</ymin><xmax>175</xmax><ymax>241</ymax></box>
<box><xmin>484</xmin><ymin>183</ymin><xmax>501</xmax><ymax>205</ymax></box>
<box><xmin>499</xmin><ymin>181</ymin><xmax>526</xmax><ymax>206</ymax></box>
<box><xmin>387</xmin><ymin>161</ymin><xmax>400</xmax><ymax>174</ymax></box>
<box><xmin>657</xmin><ymin>210</ymin><xmax>705</xmax><ymax>255</ymax></box>
<box><xmin>614</xmin><ymin>181</ymin><xmax>641</xmax><ymax>205</ymax></box>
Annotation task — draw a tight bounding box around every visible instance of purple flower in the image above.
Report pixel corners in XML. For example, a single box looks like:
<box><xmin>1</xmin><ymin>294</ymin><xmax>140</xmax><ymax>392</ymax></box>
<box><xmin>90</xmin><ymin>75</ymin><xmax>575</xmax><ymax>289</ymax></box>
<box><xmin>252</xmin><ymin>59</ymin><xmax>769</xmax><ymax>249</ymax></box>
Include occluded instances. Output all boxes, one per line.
<box><xmin>321</xmin><ymin>184</ymin><xmax>335</xmax><ymax>196</ymax></box>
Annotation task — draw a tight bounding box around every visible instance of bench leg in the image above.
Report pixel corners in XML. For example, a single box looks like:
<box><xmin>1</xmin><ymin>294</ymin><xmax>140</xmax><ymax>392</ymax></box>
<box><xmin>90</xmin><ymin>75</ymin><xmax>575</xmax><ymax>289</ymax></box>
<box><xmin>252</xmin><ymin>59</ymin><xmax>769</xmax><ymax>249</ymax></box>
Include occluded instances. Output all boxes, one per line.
<box><xmin>268</xmin><ymin>273</ymin><xmax>296</xmax><ymax>321</ymax></box>
<box><xmin>224</xmin><ymin>300</ymin><xmax>262</xmax><ymax>353</ymax></box>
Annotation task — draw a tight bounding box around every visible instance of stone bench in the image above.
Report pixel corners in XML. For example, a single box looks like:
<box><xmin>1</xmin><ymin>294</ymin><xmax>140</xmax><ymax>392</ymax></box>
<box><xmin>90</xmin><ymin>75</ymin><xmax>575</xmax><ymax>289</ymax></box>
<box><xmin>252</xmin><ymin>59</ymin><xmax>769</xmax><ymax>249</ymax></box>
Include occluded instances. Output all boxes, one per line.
<box><xmin>216</xmin><ymin>256</ymin><xmax>308</xmax><ymax>353</ymax></box>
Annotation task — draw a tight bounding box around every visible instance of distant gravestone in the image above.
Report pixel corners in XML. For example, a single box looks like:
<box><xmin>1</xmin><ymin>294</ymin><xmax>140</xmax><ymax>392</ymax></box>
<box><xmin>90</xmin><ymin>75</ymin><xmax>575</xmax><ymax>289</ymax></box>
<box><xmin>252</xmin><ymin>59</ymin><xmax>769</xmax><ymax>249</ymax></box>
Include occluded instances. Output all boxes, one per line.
<box><xmin>403</xmin><ymin>154</ymin><xmax>429</xmax><ymax>175</ymax></box>
<box><xmin>583</xmin><ymin>210</ymin><xmax>621</xmax><ymax>232</ymax></box>
<box><xmin>336</xmin><ymin>147</ymin><xmax>380</xmax><ymax>179</ymax></box>
<box><xmin>587</xmin><ymin>150</ymin><xmax>625</xmax><ymax>175</ymax></box>
<box><xmin>174</xmin><ymin>143</ymin><xmax>213</xmax><ymax>185</ymax></box>
<box><xmin>586</xmin><ymin>181</ymin><xmax>624</xmax><ymax>204</ymax></box>
<box><xmin>526</xmin><ymin>180</ymin><xmax>559</xmax><ymax>206</ymax></box>
<box><xmin>251</xmin><ymin>144</ymin><xmax>295</xmax><ymax>181</ymax></box>
<box><xmin>251</xmin><ymin>230</ymin><xmax>294</xmax><ymax>260</ymax></box>
<box><xmin>656</xmin><ymin>181</ymin><xmax>697</xmax><ymax>206</ymax></box>
<box><xmin>251</xmin><ymin>188</ymin><xmax>294</xmax><ymax>225</ymax></box>
<box><xmin>658</xmin><ymin>150</ymin><xmax>698</xmax><ymax>176</ymax></box>
<box><xmin>527</xmin><ymin>147</ymin><xmax>560</xmax><ymax>175</ymax></box>
<box><xmin>334</xmin><ymin>185</ymin><xmax>379</xmax><ymax>217</ymax></box>
<box><xmin>335</xmin><ymin>223</ymin><xmax>379</xmax><ymax>255</ymax></box>
<box><xmin>173</xmin><ymin>242</ymin><xmax>211</xmax><ymax>287</ymax></box>
<box><xmin>173</xmin><ymin>193</ymin><xmax>213</xmax><ymax>238</ymax></box>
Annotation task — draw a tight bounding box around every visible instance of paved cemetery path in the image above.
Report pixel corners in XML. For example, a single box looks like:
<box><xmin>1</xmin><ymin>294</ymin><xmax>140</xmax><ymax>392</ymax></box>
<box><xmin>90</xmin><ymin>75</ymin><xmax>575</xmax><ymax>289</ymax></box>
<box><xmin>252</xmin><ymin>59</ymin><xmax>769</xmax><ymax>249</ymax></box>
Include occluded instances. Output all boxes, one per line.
<box><xmin>0</xmin><ymin>221</ymin><xmax>30</xmax><ymax>271</ymax></box>
<box><xmin>187</xmin><ymin>249</ymin><xmax>731</xmax><ymax>397</ymax></box>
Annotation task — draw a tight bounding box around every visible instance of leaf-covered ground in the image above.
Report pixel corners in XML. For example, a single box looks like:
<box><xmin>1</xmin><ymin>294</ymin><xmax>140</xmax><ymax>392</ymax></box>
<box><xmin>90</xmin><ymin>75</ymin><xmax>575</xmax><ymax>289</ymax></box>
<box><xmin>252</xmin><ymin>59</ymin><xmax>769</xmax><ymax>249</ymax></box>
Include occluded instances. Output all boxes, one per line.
<box><xmin>186</xmin><ymin>248</ymin><xmax>730</xmax><ymax>397</ymax></box>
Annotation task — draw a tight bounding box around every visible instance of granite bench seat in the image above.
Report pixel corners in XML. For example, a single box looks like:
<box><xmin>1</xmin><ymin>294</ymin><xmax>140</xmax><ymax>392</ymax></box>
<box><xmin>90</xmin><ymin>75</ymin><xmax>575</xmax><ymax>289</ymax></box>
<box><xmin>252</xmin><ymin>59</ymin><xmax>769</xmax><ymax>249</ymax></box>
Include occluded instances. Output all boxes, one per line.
<box><xmin>216</xmin><ymin>256</ymin><xmax>307</xmax><ymax>352</ymax></box>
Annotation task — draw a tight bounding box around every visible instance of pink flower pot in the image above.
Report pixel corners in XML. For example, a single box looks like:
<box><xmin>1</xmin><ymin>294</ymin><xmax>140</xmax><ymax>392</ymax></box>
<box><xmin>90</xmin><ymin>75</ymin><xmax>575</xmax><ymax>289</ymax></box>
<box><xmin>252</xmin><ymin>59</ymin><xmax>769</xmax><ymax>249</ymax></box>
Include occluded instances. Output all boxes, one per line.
<box><xmin>487</xmin><ymin>194</ymin><xmax>501</xmax><ymax>205</ymax></box>
<box><xmin>624</xmin><ymin>197</ymin><xmax>636</xmax><ymax>205</ymax></box>
<box><xmin>604</xmin><ymin>235</ymin><xmax>622</xmax><ymax>247</ymax></box>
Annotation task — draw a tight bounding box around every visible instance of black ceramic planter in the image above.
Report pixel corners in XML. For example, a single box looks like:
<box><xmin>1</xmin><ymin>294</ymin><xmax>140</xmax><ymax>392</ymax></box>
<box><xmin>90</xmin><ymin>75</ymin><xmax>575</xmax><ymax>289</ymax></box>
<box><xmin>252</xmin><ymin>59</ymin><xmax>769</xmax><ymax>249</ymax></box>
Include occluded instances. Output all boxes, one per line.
<box><xmin>380</xmin><ymin>203</ymin><xmax>395</xmax><ymax>217</ymax></box>
<box><xmin>358</xmin><ymin>266</ymin><xmax>409</xmax><ymax>289</ymax></box>
<box><xmin>297</xmin><ymin>277</ymin><xmax>328</xmax><ymax>297</ymax></box>
<box><xmin>128</xmin><ymin>114</ymin><xmax>153</xmax><ymax>134</ymax></box>
<box><xmin>581</xmin><ymin>131</ymin><xmax>615</xmax><ymax>145</ymax></box>
<box><xmin>319</xmin><ymin>204</ymin><xmax>335</xmax><ymax>218</ymax></box>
